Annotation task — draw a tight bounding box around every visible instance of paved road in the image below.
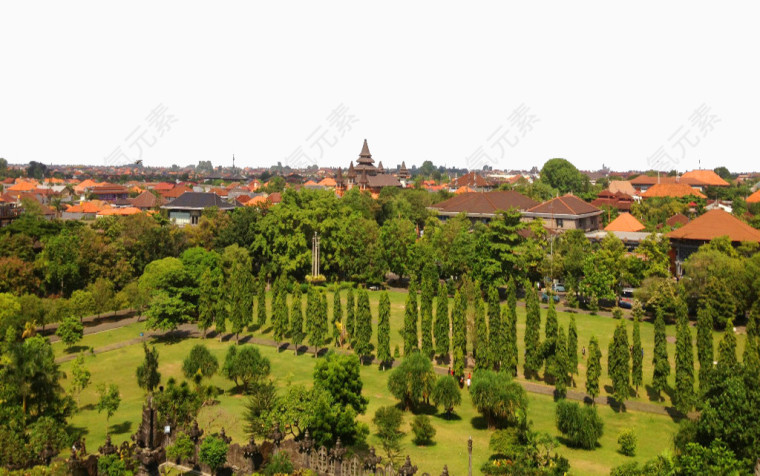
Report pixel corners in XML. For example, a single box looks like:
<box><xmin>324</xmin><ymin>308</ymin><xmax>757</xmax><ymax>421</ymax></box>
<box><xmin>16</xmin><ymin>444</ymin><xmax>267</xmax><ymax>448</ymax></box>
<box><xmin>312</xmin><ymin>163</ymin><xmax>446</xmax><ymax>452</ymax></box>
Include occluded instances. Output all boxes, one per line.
<box><xmin>53</xmin><ymin>316</ymin><xmax>688</xmax><ymax>418</ymax></box>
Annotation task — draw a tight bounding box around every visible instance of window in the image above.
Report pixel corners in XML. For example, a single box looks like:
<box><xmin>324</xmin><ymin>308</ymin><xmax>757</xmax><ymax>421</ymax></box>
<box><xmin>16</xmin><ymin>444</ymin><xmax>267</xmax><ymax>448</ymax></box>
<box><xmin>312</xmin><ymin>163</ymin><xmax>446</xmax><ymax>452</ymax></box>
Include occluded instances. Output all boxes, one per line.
<box><xmin>555</xmin><ymin>218</ymin><xmax>564</xmax><ymax>228</ymax></box>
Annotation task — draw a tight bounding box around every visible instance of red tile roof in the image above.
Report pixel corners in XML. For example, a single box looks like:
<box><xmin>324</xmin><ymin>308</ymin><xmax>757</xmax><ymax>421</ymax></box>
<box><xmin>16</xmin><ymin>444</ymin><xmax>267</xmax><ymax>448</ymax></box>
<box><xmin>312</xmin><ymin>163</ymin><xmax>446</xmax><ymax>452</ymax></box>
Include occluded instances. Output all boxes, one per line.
<box><xmin>604</xmin><ymin>212</ymin><xmax>645</xmax><ymax>232</ymax></box>
<box><xmin>746</xmin><ymin>189</ymin><xmax>760</xmax><ymax>204</ymax></box>
<box><xmin>666</xmin><ymin>213</ymin><xmax>689</xmax><ymax>227</ymax></box>
<box><xmin>666</xmin><ymin>209</ymin><xmax>760</xmax><ymax>242</ymax></box>
<box><xmin>430</xmin><ymin>191</ymin><xmax>538</xmax><ymax>216</ymax></box>
<box><xmin>680</xmin><ymin>169</ymin><xmax>730</xmax><ymax>187</ymax></box>
<box><xmin>642</xmin><ymin>183</ymin><xmax>707</xmax><ymax>199</ymax></box>
<box><xmin>526</xmin><ymin>194</ymin><xmax>601</xmax><ymax>216</ymax></box>
<box><xmin>450</xmin><ymin>172</ymin><xmax>491</xmax><ymax>189</ymax></box>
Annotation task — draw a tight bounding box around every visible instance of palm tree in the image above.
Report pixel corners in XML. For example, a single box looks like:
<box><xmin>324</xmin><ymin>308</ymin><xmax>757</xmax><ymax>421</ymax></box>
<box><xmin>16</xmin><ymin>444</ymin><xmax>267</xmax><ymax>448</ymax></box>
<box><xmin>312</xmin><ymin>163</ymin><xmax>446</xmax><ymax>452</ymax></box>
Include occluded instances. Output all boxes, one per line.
<box><xmin>50</xmin><ymin>197</ymin><xmax>64</xmax><ymax>219</ymax></box>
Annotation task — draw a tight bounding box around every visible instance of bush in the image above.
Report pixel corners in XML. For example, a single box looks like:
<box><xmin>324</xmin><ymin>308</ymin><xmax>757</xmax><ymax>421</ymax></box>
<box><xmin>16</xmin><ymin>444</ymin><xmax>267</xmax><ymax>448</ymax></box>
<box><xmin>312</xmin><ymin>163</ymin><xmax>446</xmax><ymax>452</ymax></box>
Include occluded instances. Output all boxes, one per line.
<box><xmin>617</xmin><ymin>428</ymin><xmax>637</xmax><ymax>456</ymax></box>
<box><xmin>263</xmin><ymin>451</ymin><xmax>294</xmax><ymax>476</ymax></box>
<box><xmin>411</xmin><ymin>415</ymin><xmax>436</xmax><ymax>445</ymax></box>
<box><xmin>199</xmin><ymin>436</ymin><xmax>228</xmax><ymax>474</ymax></box>
<box><xmin>166</xmin><ymin>432</ymin><xmax>195</xmax><ymax>462</ymax></box>
<box><xmin>555</xmin><ymin>401</ymin><xmax>603</xmax><ymax>449</ymax></box>
<box><xmin>98</xmin><ymin>454</ymin><xmax>133</xmax><ymax>476</ymax></box>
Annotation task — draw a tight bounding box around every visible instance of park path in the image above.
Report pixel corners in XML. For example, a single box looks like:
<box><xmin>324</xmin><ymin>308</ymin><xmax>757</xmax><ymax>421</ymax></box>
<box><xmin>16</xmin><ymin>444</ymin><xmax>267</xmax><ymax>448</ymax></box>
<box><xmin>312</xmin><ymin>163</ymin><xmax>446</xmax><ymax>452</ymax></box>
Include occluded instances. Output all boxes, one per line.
<box><xmin>53</xmin><ymin>314</ymin><xmax>686</xmax><ymax>418</ymax></box>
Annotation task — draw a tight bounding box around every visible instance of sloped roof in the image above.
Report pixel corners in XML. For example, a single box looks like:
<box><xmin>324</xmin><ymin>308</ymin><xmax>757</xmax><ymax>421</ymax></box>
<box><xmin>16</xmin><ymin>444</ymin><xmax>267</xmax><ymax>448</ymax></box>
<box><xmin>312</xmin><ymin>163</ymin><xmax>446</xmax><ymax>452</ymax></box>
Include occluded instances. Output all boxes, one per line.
<box><xmin>450</xmin><ymin>172</ymin><xmax>491</xmax><ymax>189</ymax></box>
<box><xmin>430</xmin><ymin>191</ymin><xmax>538</xmax><ymax>216</ymax></box>
<box><xmin>318</xmin><ymin>177</ymin><xmax>337</xmax><ymax>187</ymax></box>
<box><xmin>642</xmin><ymin>183</ymin><xmax>707</xmax><ymax>199</ymax></box>
<box><xmin>746</xmin><ymin>189</ymin><xmax>760</xmax><ymax>204</ymax></box>
<box><xmin>605</xmin><ymin>212</ymin><xmax>645</xmax><ymax>232</ymax></box>
<box><xmin>65</xmin><ymin>200</ymin><xmax>108</xmax><ymax>214</ymax></box>
<box><xmin>130</xmin><ymin>191</ymin><xmax>162</xmax><ymax>209</ymax></box>
<box><xmin>681</xmin><ymin>169</ymin><xmax>730</xmax><ymax>187</ymax></box>
<box><xmin>98</xmin><ymin>206</ymin><xmax>142</xmax><ymax>216</ymax></box>
<box><xmin>608</xmin><ymin>180</ymin><xmax>637</xmax><ymax>196</ymax></box>
<box><xmin>161</xmin><ymin>192</ymin><xmax>235</xmax><ymax>210</ymax></box>
<box><xmin>526</xmin><ymin>194</ymin><xmax>602</xmax><ymax>217</ymax></box>
<box><xmin>160</xmin><ymin>186</ymin><xmax>194</xmax><ymax>198</ymax></box>
<box><xmin>666</xmin><ymin>209</ymin><xmax>760</xmax><ymax>242</ymax></box>
<box><xmin>666</xmin><ymin>213</ymin><xmax>689</xmax><ymax>227</ymax></box>
<box><xmin>367</xmin><ymin>174</ymin><xmax>402</xmax><ymax>188</ymax></box>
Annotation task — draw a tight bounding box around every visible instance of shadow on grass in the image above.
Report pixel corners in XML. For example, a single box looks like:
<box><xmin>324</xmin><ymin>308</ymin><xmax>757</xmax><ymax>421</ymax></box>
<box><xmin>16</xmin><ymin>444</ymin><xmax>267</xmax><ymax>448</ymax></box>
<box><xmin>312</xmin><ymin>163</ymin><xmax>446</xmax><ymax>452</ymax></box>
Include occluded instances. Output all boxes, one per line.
<box><xmin>64</xmin><ymin>345</ymin><xmax>90</xmax><ymax>354</ymax></box>
<box><xmin>665</xmin><ymin>406</ymin><xmax>686</xmax><ymax>422</ymax></box>
<box><xmin>644</xmin><ymin>384</ymin><xmax>664</xmax><ymax>403</ymax></box>
<box><xmin>434</xmin><ymin>412</ymin><xmax>462</xmax><ymax>422</ymax></box>
<box><xmin>470</xmin><ymin>416</ymin><xmax>488</xmax><ymax>430</ymax></box>
<box><xmin>110</xmin><ymin>420</ymin><xmax>133</xmax><ymax>436</ymax></box>
<box><xmin>66</xmin><ymin>425</ymin><xmax>88</xmax><ymax>441</ymax></box>
<box><xmin>411</xmin><ymin>402</ymin><xmax>438</xmax><ymax>416</ymax></box>
<box><xmin>80</xmin><ymin>403</ymin><xmax>96</xmax><ymax>412</ymax></box>
<box><xmin>154</xmin><ymin>330</ymin><xmax>193</xmax><ymax>344</ymax></box>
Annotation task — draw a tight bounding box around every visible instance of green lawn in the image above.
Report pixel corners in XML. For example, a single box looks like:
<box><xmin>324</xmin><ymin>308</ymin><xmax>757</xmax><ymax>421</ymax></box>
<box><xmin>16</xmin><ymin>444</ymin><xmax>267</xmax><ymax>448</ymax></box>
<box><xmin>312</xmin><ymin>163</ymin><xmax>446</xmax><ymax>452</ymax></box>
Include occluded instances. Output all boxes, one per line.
<box><xmin>57</xmin><ymin>288</ymin><xmax>747</xmax><ymax>475</ymax></box>
<box><xmin>60</xmin><ymin>324</ymin><xmax>680</xmax><ymax>474</ymax></box>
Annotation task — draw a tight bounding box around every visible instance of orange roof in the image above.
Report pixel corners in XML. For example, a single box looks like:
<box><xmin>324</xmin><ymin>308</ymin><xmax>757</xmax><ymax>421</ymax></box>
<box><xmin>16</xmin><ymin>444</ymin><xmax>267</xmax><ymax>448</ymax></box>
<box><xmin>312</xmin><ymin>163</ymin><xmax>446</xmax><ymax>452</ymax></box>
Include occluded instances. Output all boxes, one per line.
<box><xmin>455</xmin><ymin>185</ymin><xmax>475</xmax><ymax>195</ymax></box>
<box><xmin>304</xmin><ymin>180</ymin><xmax>319</xmax><ymax>186</ymax></box>
<box><xmin>642</xmin><ymin>183</ymin><xmax>707</xmax><ymax>199</ymax></box>
<box><xmin>160</xmin><ymin>186</ymin><xmax>193</xmax><ymax>198</ymax></box>
<box><xmin>236</xmin><ymin>195</ymin><xmax>252</xmax><ymax>204</ymax></box>
<box><xmin>747</xmin><ymin>189</ymin><xmax>760</xmax><ymax>204</ymax></box>
<box><xmin>318</xmin><ymin>177</ymin><xmax>337</xmax><ymax>187</ymax></box>
<box><xmin>666</xmin><ymin>209</ymin><xmax>760</xmax><ymax>242</ymax></box>
<box><xmin>65</xmin><ymin>200</ymin><xmax>108</xmax><ymax>214</ymax></box>
<box><xmin>74</xmin><ymin>179</ymin><xmax>98</xmax><ymax>194</ymax></box>
<box><xmin>681</xmin><ymin>169</ymin><xmax>730</xmax><ymax>187</ymax></box>
<box><xmin>7</xmin><ymin>181</ymin><xmax>38</xmax><ymax>192</ymax></box>
<box><xmin>209</xmin><ymin>187</ymin><xmax>229</xmax><ymax>197</ymax></box>
<box><xmin>98</xmin><ymin>206</ymin><xmax>142</xmax><ymax>216</ymax></box>
<box><xmin>604</xmin><ymin>212</ymin><xmax>645</xmax><ymax>232</ymax></box>
<box><xmin>245</xmin><ymin>195</ymin><xmax>270</xmax><ymax>207</ymax></box>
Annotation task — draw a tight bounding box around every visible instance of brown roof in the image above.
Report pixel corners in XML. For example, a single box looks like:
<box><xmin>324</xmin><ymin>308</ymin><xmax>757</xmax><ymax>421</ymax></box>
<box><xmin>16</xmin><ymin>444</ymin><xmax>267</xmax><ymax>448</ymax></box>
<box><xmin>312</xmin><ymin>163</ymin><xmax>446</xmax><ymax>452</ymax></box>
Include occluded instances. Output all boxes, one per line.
<box><xmin>666</xmin><ymin>209</ymin><xmax>760</xmax><ymax>242</ymax></box>
<box><xmin>680</xmin><ymin>169</ymin><xmax>730</xmax><ymax>187</ymax></box>
<box><xmin>666</xmin><ymin>213</ymin><xmax>689</xmax><ymax>227</ymax></box>
<box><xmin>430</xmin><ymin>191</ymin><xmax>538</xmax><ymax>216</ymax></box>
<box><xmin>604</xmin><ymin>213</ymin><xmax>645</xmax><ymax>232</ymax></box>
<box><xmin>450</xmin><ymin>172</ymin><xmax>491</xmax><ymax>189</ymax></box>
<box><xmin>161</xmin><ymin>186</ymin><xmax>193</xmax><ymax>198</ymax></box>
<box><xmin>130</xmin><ymin>191</ymin><xmax>163</xmax><ymax>209</ymax></box>
<box><xmin>366</xmin><ymin>174</ymin><xmax>402</xmax><ymax>188</ymax></box>
<box><xmin>642</xmin><ymin>183</ymin><xmax>707</xmax><ymax>199</ymax></box>
<box><xmin>608</xmin><ymin>180</ymin><xmax>637</xmax><ymax>196</ymax></box>
<box><xmin>526</xmin><ymin>194</ymin><xmax>601</xmax><ymax>217</ymax></box>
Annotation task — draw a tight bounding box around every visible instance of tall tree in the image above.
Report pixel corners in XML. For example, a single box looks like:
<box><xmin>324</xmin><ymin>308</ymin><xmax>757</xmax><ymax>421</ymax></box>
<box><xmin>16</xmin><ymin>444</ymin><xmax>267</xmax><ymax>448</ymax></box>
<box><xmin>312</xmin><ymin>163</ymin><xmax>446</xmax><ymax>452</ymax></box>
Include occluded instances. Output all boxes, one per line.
<box><xmin>136</xmin><ymin>343</ymin><xmax>161</xmax><ymax>394</ymax></box>
<box><xmin>552</xmin><ymin>325</ymin><xmax>570</xmax><ymax>399</ymax></box>
<box><xmin>524</xmin><ymin>281</ymin><xmax>542</xmax><ymax>379</ymax></box>
<box><xmin>696</xmin><ymin>301</ymin><xmax>715</xmax><ymax>389</ymax></box>
<box><xmin>256</xmin><ymin>274</ymin><xmax>267</xmax><ymax>329</ymax></box>
<box><xmin>486</xmin><ymin>286</ymin><xmax>501</xmax><ymax>370</ymax></box>
<box><xmin>567</xmin><ymin>315</ymin><xmax>579</xmax><ymax>379</ymax></box>
<box><xmin>305</xmin><ymin>285</ymin><xmax>318</xmax><ymax>337</ymax></box>
<box><xmin>674</xmin><ymin>300</ymin><xmax>695</xmax><ymax>414</ymax></box>
<box><xmin>652</xmin><ymin>307</ymin><xmax>670</xmax><ymax>401</ymax></box>
<box><xmin>290</xmin><ymin>285</ymin><xmax>304</xmax><ymax>354</ymax></box>
<box><xmin>586</xmin><ymin>335</ymin><xmax>601</xmax><ymax>402</ymax></box>
<box><xmin>345</xmin><ymin>287</ymin><xmax>356</xmax><ymax>339</ymax></box>
<box><xmin>198</xmin><ymin>268</ymin><xmax>223</xmax><ymax>339</ymax></box>
<box><xmin>631</xmin><ymin>305</ymin><xmax>643</xmax><ymax>393</ymax></box>
<box><xmin>434</xmin><ymin>282</ymin><xmax>450</xmax><ymax>360</ymax></box>
<box><xmin>473</xmin><ymin>294</ymin><xmax>488</xmax><ymax>369</ymax></box>
<box><xmin>420</xmin><ymin>272</ymin><xmax>435</xmax><ymax>359</ymax></box>
<box><xmin>377</xmin><ymin>291</ymin><xmax>391</xmax><ymax>367</ymax></box>
<box><xmin>451</xmin><ymin>290</ymin><xmax>467</xmax><ymax>372</ymax></box>
<box><xmin>272</xmin><ymin>287</ymin><xmax>289</xmax><ymax>346</ymax></box>
<box><xmin>608</xmin><ymin>319</ymin><xmax>630</xmax><ymax>406</ymax></box>
<box><xmin>542</xmin><ymin>297</ymin><xmax>559</xmax><ymax>376</ymax></box>
<box><xmin>332</xmin><ymin>289</ymin><xmax>343</xmax><ymax>345</ymax></box>
<box><xmin>308</xmin><ymin>289</ymin><xmax>326</xmax><ymax>357</ymax></box>
<box><xmin>228</xmin><ymin>262</ymin><xmax>254</xmax><ymax>343</ymax></box>
<box><xmin>354</xmin><ymin>288</ymin><xmax>373</xmax><ymax>360</ymax></box>
<box><xmin>403</xmin><ymin>278</ymin><xmax>419</xmax><ymax>355</ymax></box>
<box><xmin>716</xmin><ymin>319</ymin><xmax>738</xmax><ymax>373</ymax></box>
<box><xmin>503</xmin><ymin>278</ymin><xmax>518</xmax><ymax>376</ymax></box>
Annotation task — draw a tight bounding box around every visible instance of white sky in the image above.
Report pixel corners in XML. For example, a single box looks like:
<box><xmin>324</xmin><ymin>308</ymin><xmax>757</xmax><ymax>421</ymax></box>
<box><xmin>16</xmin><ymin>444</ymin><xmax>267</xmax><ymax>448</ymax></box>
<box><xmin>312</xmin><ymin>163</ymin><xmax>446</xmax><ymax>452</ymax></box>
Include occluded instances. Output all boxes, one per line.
<box><xmin>1</xmin><ymin>1</ymin><xmax>759</xmax><ymax>173</ymax></box>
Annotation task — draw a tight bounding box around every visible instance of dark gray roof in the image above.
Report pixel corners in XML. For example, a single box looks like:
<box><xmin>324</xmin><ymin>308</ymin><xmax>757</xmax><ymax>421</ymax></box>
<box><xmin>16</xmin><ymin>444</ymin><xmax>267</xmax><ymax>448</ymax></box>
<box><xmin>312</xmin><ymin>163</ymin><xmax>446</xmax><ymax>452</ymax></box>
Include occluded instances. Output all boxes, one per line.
<box><xmin>160</xmin><ymin>192</ymin><xmax>235</xmax><ymax>210</ymax></box>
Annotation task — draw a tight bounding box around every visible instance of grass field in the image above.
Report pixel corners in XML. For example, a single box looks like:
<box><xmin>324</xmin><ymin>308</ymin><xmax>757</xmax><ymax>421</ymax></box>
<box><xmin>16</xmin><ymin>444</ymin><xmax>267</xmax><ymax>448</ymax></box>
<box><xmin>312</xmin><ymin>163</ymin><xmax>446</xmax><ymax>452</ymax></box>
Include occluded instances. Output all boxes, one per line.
<box><xmin>53</xmin><ymin>288</ymin><xmax>738</xmax><ymax>475</ymax></box>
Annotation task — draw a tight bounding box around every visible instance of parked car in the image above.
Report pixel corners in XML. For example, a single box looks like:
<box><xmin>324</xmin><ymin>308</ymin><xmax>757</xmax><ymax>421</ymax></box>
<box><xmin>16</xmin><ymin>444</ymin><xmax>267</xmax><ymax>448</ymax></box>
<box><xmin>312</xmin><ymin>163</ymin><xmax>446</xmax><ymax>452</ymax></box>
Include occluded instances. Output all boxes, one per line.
<box><xmin>618</xmin><ymin>288</ymin><xmax>635</xmax><ymax>309</ymax></box>
<box><xmin>552</xmin><ymin>283</ymin><xmax>566</xmax><ymax>293</ymax></box>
